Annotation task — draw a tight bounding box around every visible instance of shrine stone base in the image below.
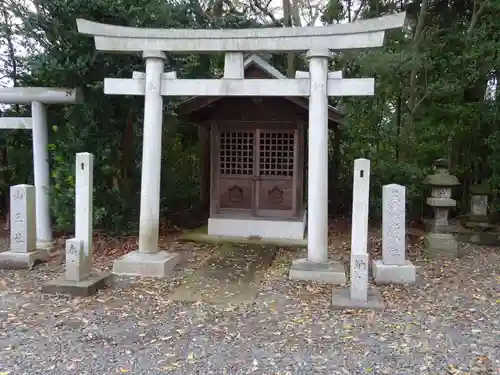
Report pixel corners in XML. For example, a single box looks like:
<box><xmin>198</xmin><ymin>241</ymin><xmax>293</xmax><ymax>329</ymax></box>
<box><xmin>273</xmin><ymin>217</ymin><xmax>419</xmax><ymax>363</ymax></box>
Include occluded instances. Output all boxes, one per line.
<box><xmin>0</xmin><ymin>249</ymin><xmax>48</xmax><ymax>269</ymax></box>
<box><xmin>42</xmin><ymin>272</ymin><xmax>112</xmax><ymax>297</ymax></box>
<box><xmin>372</xmin><ymin>260</ymin><xmax>416</xmax><ymax>284</ymax></box>
<box><xmin>112</xmin><ymin>250</ymin><xmax>179</xmax><ymax>278</ymax></box>
<box><xmin>331</xmin><ymin>287</ymin><xmax>385</xmax><ymax>310</ymax></box>
<box><xmin>423</xmin><ymin>232</ymin><xmax>459</xmax><ymax>258</ymax></box>
<box><xmin>289</xmin><ymin>258</ymin><xmax>346</xmax><ymax>284</ymax></box>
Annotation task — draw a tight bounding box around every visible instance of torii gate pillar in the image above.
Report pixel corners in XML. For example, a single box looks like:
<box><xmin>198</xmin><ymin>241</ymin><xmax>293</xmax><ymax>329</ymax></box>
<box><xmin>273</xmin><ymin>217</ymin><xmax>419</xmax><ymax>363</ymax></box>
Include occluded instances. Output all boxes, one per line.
<box><xmin>306</xmin><ymin>48</ymin><xmax>330</xmax><ymax>263</ymax></box>
<box><xmin>288</xmin><ymin>49</ymin><xmax>346</xmax><ymax>283</ymax></box>
<box><xmin>112</xmin><ymin>51</ymin><xmax>179</xmax><ymax>277</ymax></box>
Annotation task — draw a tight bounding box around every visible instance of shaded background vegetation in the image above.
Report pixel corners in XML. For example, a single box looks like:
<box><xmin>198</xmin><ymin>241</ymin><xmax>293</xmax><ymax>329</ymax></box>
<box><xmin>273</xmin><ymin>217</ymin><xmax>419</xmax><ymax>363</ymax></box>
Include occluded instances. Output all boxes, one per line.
<box><xmin>0</xmin><ymin>0</ymin><xmax>498</xmax><ymax>233</ymax></box>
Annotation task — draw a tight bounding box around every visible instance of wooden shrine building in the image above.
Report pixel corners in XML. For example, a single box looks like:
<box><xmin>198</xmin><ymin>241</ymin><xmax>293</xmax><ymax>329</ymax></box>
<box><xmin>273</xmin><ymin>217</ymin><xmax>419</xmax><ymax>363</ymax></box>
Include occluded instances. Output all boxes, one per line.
<box><xmin>177</xmin><ymin>54</ymin><xmax>343</xmax><ymax>240</ymax></box>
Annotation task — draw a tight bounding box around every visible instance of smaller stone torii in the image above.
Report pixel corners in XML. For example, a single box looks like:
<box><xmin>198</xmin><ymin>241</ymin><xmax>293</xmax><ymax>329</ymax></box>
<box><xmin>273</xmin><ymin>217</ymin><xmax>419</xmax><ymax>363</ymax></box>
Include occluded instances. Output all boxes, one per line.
<box><xmin>0</xmin><ymin>87</ymin><xmax>83</xmax><ymax>249</ymax></box>
<box><xmin>77</xmin><ymin>13</ymin><xmax>407</xmax><ymax>279</ymax></box>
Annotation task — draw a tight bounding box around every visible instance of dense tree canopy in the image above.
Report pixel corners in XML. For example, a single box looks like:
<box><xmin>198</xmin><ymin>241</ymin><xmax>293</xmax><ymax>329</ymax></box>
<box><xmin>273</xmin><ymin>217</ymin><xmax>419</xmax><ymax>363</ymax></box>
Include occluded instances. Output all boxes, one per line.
<box><xmin>0</xmin><ymin>0</ymin><xmax>498</xmax><ymax>232</ymax></box>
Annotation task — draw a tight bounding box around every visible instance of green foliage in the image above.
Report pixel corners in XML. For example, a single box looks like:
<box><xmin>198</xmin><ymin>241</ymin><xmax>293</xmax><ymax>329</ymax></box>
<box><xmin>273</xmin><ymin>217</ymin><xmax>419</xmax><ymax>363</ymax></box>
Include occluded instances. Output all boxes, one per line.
<box><xmin>1</xmin><ymin>0</ymin><xmax>499</xmax><ymax>233</ymax></box>
<box><xmin>327</xmin><ymin>0</ymin><xmax>500</xmax><ymax>219</ymax></box>
<box><xmin>0</xmin><ymin>0</ymin><xmax>252</xmax><ymax>233</ymax></box>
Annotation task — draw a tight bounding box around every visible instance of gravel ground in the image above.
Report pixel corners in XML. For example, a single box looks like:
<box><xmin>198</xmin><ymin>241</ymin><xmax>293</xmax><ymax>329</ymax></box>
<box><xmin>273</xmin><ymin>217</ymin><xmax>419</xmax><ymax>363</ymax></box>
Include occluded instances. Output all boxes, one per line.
<box><xmin>0</xmin><ymin>228</ymin><xmax>499</xmax><ymax>375</ymax></box>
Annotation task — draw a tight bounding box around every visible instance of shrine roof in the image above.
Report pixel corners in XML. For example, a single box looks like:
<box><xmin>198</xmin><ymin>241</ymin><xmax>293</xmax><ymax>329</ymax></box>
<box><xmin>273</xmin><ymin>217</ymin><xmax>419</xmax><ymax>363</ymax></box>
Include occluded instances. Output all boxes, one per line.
<box><xmin>176</xmin><ymin>53</ymin><xmax>344</xmax><ymax>126</ymax></box>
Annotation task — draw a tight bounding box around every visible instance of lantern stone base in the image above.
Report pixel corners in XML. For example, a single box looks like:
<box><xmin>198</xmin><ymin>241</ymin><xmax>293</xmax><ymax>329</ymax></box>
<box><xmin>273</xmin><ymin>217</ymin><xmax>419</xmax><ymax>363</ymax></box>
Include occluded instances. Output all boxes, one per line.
<box><xmin>372</xmin><ymin>260</ymin><xmax>416</xmax><ymax>284</ymax></box>
<box><xmin>423</xmin><ymin>232</ymin><xmax>459</xmax><ymax>258</ymax></box>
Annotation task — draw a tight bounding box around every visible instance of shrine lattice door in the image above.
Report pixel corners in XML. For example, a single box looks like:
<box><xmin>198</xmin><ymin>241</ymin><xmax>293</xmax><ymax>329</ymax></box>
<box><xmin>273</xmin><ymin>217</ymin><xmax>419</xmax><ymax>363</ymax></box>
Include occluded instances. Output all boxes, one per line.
<box><xmin>215</xmin><ymin>125</ymin><xmax>298</xmax><ymax>218</ymax></box>
<box><xmin>255</xmin><ymin>129</ymin><xmax>297</xmax><ymax>217</ymax></box>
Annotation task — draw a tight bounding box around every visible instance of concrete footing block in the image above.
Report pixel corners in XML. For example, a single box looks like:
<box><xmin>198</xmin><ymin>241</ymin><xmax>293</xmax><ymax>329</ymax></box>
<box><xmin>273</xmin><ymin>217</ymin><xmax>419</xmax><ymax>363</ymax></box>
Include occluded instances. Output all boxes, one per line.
<box><xmin>42</xmin><ymin>272</ymin><xmax>112</xmax><ymax>297</ymax></box>
<box><xmin>372</xmin><ymin>260</ymin><xmax>416</xmax><ymax>284</ymax></box>
<box><xmin>112</xmin><ymin>250</ymin><xmax>179</xmax><ymax>278</ymax></box>
<box><xmin>289</xmin><ymin>258</ymin><xmax>346</xmax><ymax>284</ymax></box>
<box><xmin>0</xmin><ymin>249</ymin><xmax>48</xmax><ymax>269</ymax></box>
<box><xmin>331</xmin><ymin>287</ymin><xmax>385</xmax><ymax>310</ymax></box>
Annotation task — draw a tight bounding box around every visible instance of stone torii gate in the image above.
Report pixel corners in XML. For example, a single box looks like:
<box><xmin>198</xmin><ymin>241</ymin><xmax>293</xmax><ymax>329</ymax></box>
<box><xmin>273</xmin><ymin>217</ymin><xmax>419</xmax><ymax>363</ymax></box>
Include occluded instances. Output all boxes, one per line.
<box><xmin>0</xmin><ymin>87</ymin><xmax>82</xmax><ymax>249</ymax></box>
<box><xmin>77</xmin><ymin>13</ymin><xmax>406</xmax><ymax>278</ymax></box>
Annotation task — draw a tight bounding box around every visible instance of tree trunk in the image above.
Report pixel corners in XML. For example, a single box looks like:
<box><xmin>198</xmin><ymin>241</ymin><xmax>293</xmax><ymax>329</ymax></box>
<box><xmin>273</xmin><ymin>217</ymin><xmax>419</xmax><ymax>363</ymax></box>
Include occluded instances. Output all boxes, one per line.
<box><xmin>395</xmin><ymin>82</ymin><xmax>402</xmax><ymax>160</ymax></box>
<box><xmin>283</xmin><ymin>0</ymin><xmax>295</xmax><ymax>78</ymax></box>
<box><xmin>400</xmin><ymin>0</ymin><xmax>429</xmax><ymax>160</ymax></box>
<box><xmin>290</xmin><ymin>0</ymin><xmax>302</xmax><ymax>27</ymax></box>
<box><xmin>0</xmin><ymin>3</ymin><xmax>18</xmax><ymax>229</ymax></box>
<box><xmin>329</xmin><ymin>127</ymin><xmax>342</xmax><ymax>214</ymax></box>
<box><xmin>118</xmin><ymin>108</ymin><xmax>136</xmax><ymax>195</ymax></box>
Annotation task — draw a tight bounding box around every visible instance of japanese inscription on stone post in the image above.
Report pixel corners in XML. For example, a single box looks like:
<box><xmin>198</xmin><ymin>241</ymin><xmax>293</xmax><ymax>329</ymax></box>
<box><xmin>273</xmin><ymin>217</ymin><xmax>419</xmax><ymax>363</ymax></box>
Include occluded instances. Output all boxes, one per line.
<box><xmin>10</xmin><ymin>185</ymin><xmax>36</xmax><ymax>253</ymax></box>
<box><xmin>65</xmin><ymin>238</ymin><xmax>87</xmax><ymax>281</ymax></box>
<box><xmin>350</xmin><ymin>253</ymin><xmax>369</xmax><ymax>301</ymax></box>
<box><xmin>382</xmin><ymin>184</ymin><xmax>406</xmax><ymax>265</ymax></box>
<box><xmin>471</xmin><ymin>195</ymin><xmax>488</xmax><ymax>216</ymax></box>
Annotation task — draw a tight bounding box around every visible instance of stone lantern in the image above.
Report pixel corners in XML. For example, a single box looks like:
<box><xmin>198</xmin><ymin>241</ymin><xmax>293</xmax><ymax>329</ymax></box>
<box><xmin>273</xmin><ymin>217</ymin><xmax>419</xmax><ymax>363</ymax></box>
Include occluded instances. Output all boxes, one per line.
<box><xmin>423</xmin><ymin>158</ymin><xmax>460</xmax><ymax>258</ymax></box>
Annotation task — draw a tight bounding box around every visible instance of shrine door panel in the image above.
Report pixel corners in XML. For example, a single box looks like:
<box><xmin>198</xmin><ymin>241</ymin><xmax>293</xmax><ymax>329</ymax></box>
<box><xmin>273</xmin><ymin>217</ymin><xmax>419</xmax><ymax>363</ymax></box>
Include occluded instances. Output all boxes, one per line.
<box><xmin>218</xmin><ymin>130</ymin><xmax>254</xmax><ymax>210</ymax></box>
<box><xmin>256</xmin><ymin>129</ymin><xmax>297</xmax><ymax>216</ymax></box>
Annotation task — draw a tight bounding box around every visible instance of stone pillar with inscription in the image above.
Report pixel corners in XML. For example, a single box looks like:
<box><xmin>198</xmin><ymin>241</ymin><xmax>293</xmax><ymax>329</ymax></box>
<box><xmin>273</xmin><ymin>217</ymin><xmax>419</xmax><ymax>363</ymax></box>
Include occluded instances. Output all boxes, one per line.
<box><xmin>372</xmin><ymin>184</ymin><xmax>416</xmax><ymax>284</ymax></box>
<box><xmin>423</xmin><ymin>158</ymin><xmax>460</xmax><ymax>258</ymax></box>
<box><xmin>43</xmin><ymin>153</ymin><xmax>112</xmax><ymax>297</ymax></box>
<box><xmin>0</xmin><ymin>184</ymin><xmax>48</xmax><ymax>269</ymax></box>
<box><xmin>331</xmin><ymin>159</ymin><xmax>384</xmax><ymax>310</ymax></box>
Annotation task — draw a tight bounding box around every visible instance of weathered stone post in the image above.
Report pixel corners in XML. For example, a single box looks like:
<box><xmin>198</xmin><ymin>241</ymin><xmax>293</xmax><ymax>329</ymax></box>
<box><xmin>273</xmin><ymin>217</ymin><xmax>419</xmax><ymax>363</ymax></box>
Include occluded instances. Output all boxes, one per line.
<box><xmin>331</xmin><ymin>158</ymin><xmax>384</xmax><ymax>310</ymax></box>
<box><xmin>75</xmin><ymin>152</ymin><xmax>94</xmax><ymax>276</ymax></box>
<box><xmin>43</xmin><ymin>153</ymin><xmax>112</xmax><ymax>296</ymax></box>
<box><xmin>0</xmin><ymin>184</ymin><xmax>48</xmax><ymax>268</ymax></box>
<box><xmin>372</xmin><ymin>184</ymin><xmax>416</xmax><ymax>284</ymax></box>
<box><xmin>423</xmin><ymin>158</ymin><xmax>460</xmax><ymax>258</ymax></box>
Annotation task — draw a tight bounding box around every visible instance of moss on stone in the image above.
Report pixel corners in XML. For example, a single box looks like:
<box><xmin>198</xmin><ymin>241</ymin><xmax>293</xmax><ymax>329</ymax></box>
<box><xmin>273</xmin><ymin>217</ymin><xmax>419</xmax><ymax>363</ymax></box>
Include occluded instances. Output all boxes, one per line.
<box><xmin>469</xmin><ymin>183</ymin><xmax>491</xmax><ymax>196</ymax></box>
<box><xmin>423</xmin><ymin>173</ymin><xmax>459</xmax><ymax>186</ymax></box>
